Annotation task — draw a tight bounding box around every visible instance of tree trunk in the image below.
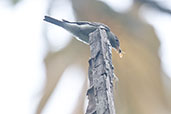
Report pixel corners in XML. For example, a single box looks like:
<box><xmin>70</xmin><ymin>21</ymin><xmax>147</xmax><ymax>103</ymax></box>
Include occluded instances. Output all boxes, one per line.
<box><xmin>86</xmin><ymin>28</ymin><xmax>118</xmax><ymax>114</ymax></box>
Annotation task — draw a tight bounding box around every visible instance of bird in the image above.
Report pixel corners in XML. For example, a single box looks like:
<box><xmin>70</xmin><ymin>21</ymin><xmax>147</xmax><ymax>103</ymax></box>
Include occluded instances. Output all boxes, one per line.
<box><xmin>43</xmin><ymin>16</ymin><xmax>124</xmax><ymax>57</ymax></box>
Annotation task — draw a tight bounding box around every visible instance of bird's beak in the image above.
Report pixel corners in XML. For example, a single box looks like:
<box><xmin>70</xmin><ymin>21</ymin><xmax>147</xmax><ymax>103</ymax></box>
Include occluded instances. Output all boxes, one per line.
<box><xmin>116</xmin><ymin>47</ymin><xmax>125</xmax><ymax>58</ymax></box>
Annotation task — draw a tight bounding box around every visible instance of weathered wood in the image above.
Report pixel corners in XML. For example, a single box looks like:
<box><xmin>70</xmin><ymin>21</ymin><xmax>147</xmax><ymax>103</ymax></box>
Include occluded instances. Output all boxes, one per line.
<box><xmin>86</xmin><ymin>28</ymin><xmax>117</xmax><ymax>114</ymax></box>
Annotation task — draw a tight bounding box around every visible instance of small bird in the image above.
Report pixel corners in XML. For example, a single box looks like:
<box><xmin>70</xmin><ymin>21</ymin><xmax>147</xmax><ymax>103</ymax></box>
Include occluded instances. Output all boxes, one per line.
<box><xmin>43</xmin><ymin>16</ymin><xmax>124</xmax><ymax>57</ymax></box>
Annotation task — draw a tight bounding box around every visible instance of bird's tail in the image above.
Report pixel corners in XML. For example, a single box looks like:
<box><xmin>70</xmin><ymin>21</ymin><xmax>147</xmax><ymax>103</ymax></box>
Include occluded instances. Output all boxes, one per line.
<box><xmin>43</xmin><ymin>16</ymin><xmax>64</xmax><ymax>27</ymax></box>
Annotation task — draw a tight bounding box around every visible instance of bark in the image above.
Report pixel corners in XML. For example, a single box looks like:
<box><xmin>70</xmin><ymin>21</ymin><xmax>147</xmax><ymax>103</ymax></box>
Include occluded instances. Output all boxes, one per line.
<box><xmin>86</xmin><ymin>28</ymin><xmax>118</xmax><ymax>114</ymax></box>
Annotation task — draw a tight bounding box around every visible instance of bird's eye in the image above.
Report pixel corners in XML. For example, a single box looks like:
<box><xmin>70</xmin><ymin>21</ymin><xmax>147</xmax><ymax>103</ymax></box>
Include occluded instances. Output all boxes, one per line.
<box><xmin>106</xmin><ymin>28</ymin><xmax>110</xmax><ymax>31</ymax></box>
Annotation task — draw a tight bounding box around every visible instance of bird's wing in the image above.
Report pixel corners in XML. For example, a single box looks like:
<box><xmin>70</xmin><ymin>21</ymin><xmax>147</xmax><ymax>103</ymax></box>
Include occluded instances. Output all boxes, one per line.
<box><xmin>62</xmin><ymin>19</ymin><xmax>99</xmax><ymax>26</ymax></box>
<box><xmin>62</xmin><ymin>19</ymin><xmax>110</xmax><ymax>31</ymax></box>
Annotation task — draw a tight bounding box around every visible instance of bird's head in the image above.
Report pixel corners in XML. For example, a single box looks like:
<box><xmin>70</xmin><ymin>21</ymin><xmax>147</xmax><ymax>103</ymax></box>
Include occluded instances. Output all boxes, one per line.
<box><xmin>108</xmin><ymin>32</ymin><xmax>125</xmax><ymax>58</ymax></box>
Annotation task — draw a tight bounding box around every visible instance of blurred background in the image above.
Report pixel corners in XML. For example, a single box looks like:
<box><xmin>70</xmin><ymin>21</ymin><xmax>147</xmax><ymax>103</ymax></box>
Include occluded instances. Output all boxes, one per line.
<box><xmin>0</xmin><ymin>0</ymin><xmax>171</xmax><ymax>114</ymax></box>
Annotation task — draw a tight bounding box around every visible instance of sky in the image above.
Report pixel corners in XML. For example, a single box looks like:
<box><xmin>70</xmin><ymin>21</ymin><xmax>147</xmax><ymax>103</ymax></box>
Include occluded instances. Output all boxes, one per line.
<box><xmin>0</xmin><ymin>0</ymin><xmax>46</xmax><ymax>114</ymax></box>
<box><xmin>0</xmin><ymin>0</ymin><xmax>170</xmax><ymax>114</ymax></box>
